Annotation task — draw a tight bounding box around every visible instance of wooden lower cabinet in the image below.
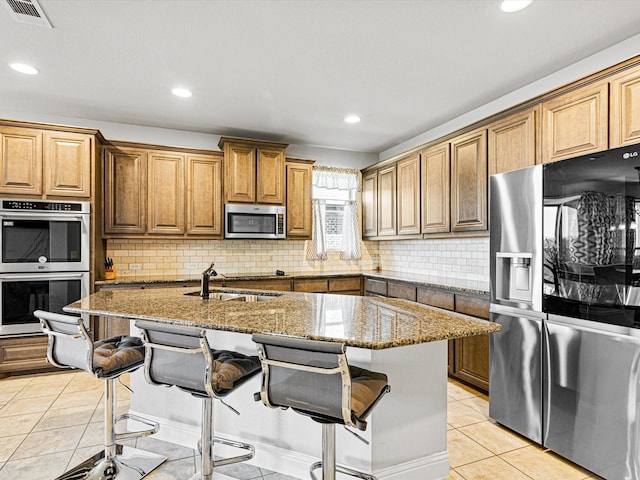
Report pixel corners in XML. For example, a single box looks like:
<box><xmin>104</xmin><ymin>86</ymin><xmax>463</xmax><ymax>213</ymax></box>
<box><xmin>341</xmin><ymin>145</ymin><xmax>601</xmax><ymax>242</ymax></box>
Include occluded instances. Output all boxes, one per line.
<box><xmin>0</xmin><ymin>335</ymin><xmax>55</xmax><ymax>376</ymax></box>
<box><xmin>294</xmin><ymin>276</ymin><xmax>362</xmax><ymax>295</ymax></box>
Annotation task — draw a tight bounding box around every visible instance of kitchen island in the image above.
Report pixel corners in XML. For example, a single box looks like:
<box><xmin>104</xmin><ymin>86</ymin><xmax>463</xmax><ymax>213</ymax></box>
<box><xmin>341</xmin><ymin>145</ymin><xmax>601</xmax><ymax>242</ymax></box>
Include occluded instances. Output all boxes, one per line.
<box><xmin>65</xmin><ymin>286</ymin><xmax>499</xmax><ymax>480</ymax></box>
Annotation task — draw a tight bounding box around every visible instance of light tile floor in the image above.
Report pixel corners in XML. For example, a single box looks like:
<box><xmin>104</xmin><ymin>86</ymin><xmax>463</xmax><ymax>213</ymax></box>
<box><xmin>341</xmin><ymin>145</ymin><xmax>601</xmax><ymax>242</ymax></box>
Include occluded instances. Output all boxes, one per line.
<box><xmin>0</xmin><ymin>371</ymin><xmax>603</xmax><ymax>480</ymax></box>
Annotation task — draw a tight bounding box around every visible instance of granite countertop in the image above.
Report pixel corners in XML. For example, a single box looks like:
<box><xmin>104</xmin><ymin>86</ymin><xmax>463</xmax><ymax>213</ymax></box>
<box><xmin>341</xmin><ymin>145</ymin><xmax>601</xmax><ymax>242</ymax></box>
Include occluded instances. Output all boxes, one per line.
<box><xmin>65</xmin><ymin>286</ymin><xmax>499</xmax><ymax>350</ymax></box>
<box><xmin>94</xmin><ymin>270</ymin><xmax>489</xmax><ymax>296</ymax></box>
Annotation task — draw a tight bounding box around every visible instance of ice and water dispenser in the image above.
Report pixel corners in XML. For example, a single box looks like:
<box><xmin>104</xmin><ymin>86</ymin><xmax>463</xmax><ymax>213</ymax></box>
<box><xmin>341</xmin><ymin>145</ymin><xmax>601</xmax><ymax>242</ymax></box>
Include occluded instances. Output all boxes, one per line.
<box><xmin>495</xmin><ymin>252</ymin><xmax>533</xmax><ymax>303</ymax></box>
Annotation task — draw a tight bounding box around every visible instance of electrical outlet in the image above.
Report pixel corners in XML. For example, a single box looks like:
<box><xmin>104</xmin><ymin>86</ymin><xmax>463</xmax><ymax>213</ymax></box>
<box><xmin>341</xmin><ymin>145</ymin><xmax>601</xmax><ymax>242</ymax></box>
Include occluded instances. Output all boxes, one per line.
<box><xmin>186</xmin><ymin>263</ymin><xmax>198</xmax><ymax>269</ymax></box>
<box><xmin>129</xmin><ymin>263</ymin><xmax>142</xmax><ymax>270</ymax></box>
<box><xmin>301</xmin><ymin>261</ymin><xmax>309</xmax><ymax>267</ymax></box>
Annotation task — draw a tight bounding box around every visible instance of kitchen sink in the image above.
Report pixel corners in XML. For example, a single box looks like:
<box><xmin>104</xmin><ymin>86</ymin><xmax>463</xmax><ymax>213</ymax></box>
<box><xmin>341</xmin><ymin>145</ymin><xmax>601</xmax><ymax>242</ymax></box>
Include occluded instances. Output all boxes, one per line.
<box><xmin>184</xmin><ymin>290</ymin><xmax>281</xmax><ymax>302</ymax></box>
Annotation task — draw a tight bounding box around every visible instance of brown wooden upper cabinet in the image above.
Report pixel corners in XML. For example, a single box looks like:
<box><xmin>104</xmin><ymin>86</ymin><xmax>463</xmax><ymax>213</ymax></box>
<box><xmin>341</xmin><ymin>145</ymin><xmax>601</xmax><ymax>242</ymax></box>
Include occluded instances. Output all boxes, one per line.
<box><xmin>104</xmin><ymin>147</ymin><xmax>147</xmax><ymax>235</ymax></box>
<box><xmin>541</xmin><ymin>81</ymin><xmax>609</xmax><ymax>163</ymax></box>
<box><xmin>421</xmin><ymin>141</ymin><xmax>450</xmax><ymax>234</ymax></box>
<box><xmin>488</xmin><ymin>106</ymin><xmax>540</xmax><ymax>175</ymax></box>
<box><xmin>285</xmin><ymin>158</ymin><xmax>314</xmax><ymax>238</ymax></box>
<box><xmin>362</xmin><ymin>170</ymin><xmax>378</xmax><ymax>237</ymax></box>
<box><xmin>0</xmin><ymin>126</ymin><xmax>93</xmax><ymax>198</ymax></box>
<box><xmin>450</xmin><ymin>128</ymin><xmax>488</xmax><ymax>232</ymax></box>
<box><xmin>187</xmin><ymin>154</ymin><xmax>223</xmax><ymax>236</ymax></box>
<box><xmin>396</xmin><ymin>153</ymin><xmax>421</xmax><ymax>235</ymax></box>
<box><xmin>377</xmin><ymin>163</ymin><xmax>397</xmax><ymax>236</ymax></box>
<box><xmin>104</xmin><ymin>145</ymin><xmax>222</xmax><ymax>237</ymax></box>
<box><xmin>219</xmin><ymin>137</ymin><xmax>288</xmax><ymax>205</ymax></box>
<box><xmin>610</xmin><ymin>67</ymin><xmax>640</xmax><ymax>147</ymax></box>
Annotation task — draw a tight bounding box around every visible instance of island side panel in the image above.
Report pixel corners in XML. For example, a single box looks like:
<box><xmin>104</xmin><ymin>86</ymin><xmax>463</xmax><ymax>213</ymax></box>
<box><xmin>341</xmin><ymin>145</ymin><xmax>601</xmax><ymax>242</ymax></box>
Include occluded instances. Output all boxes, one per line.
<box><xmin>129</xmin><ymin>327</ymin><xmax>449</xmax><ymax>480</ymax></box>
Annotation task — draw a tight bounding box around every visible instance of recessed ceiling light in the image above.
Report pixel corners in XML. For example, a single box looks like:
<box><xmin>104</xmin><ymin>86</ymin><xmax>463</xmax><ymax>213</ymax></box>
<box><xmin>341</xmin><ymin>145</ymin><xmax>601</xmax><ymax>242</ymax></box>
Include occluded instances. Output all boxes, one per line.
<box><xmin>500</xmin><ymin>0</ymin><xmax>532</xmax><ymax>12</ymax></box>
<box><xmin>9</xmin><ymin>63</ymin><xmax>39</xmax><ymax>75</ymax></box>
<box><xmin>172</xmin><ymin>87</ymin><xmax>192</xmax><ymax>98</ymax></box>
<box><xmin>344</xmin><ymin>115</ymin><xmax>361</xmax><ymax>124</ymax></box>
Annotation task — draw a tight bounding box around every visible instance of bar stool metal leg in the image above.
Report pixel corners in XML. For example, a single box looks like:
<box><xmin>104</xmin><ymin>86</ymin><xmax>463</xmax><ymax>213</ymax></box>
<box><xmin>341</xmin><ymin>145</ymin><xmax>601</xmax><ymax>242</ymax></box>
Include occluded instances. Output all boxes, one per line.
<box><xmin>310</xmin><ymin>424</ymin><xmax>377</xmax><ymax>480</ymax></box>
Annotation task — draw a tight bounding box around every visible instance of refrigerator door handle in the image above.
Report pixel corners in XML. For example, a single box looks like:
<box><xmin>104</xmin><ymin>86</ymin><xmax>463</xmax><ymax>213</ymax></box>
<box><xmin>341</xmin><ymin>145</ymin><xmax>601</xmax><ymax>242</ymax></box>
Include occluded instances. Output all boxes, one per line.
<box><xmin>490</xmin><ymin>303</ymin><xmax>545</xmax><ymax>321</ymax></box>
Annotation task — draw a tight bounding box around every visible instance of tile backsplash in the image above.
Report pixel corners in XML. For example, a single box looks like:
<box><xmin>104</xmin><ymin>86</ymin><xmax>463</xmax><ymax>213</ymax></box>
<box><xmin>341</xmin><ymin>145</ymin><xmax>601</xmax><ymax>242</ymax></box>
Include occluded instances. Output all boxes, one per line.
<box><xmin>378</xmin><ymin>237</ymin><xmax>490</xmax><ymax>291</ymax></box>
<box><xmin>105</xmin><ymin>239</ymin><xmax>378</xmax><ymax>278</ymax></box>
<box><xmin>106</xmin><ymin>236</ymin><xmax>489</xmax><ymax>291</ymax></box>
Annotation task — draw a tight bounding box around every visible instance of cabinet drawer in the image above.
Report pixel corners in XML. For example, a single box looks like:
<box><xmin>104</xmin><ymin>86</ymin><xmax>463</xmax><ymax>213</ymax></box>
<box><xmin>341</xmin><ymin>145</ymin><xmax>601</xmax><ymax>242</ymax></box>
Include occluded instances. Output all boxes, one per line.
<box><xmin>417</xmin><ymin>288</ymin><xmax>455</xmax><ymax>310</ymax></box>
<box><xmin>455</xmin><ymin>295</ymin><xmax>490</xmax><ymax>319</ymax></box>
<box><xmin>225</xmin><ymin>279</ymin><xmax>293</xmax><ymax>291</ymax></box>
<box><xmin>0</xmin><ymin>336</ymin><xmax>53</xmax><ymax>374</ymax></box>
<box><xmin>329</xmin><ymin>277</ymin><xmax>362</xmax><ymax>293</ymax></box>
<box><xmin>294</xmin><ymin>279</ymin><xmax>328</xmax><ymax>293</ymax></box>
<box><xmin>364</xmin><ymin>278</ymin><xmax>387</xmax><ymax>296</ymax></box>
<box><xmin>387</xmin><ymin>282</ymin><xmax>417</xmax><ymax>301</ymax></box>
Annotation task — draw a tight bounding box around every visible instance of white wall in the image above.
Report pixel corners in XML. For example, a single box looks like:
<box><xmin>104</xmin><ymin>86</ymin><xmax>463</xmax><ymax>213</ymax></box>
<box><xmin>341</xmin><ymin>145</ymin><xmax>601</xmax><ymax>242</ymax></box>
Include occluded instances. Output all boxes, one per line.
<box><xmin>0</xmin><ymin>110</ymin><xmax>376</xmax><ymax>170</ymax></box>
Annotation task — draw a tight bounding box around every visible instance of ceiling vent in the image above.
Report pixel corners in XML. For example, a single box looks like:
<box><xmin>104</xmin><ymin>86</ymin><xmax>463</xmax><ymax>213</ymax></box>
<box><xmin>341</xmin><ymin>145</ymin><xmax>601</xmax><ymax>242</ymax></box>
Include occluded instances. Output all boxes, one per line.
<box><xmin>3</xmin><ymin>0</ymin><xmax>52</xmax><ymax>28</ymax></box>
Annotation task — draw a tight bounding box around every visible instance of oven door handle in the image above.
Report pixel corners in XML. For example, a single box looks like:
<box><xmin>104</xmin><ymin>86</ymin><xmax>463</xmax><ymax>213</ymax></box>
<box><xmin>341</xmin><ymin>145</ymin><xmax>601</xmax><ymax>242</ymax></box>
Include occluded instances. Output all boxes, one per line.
<box><xmin>0</xmin><ymin>272</ymin><xmax>87</xmax><ymax>281</ymax></box>
<box><xmin>0</xmin><ymin>213</ymin><xmax>86</xmax><ymax>222</ymax></box>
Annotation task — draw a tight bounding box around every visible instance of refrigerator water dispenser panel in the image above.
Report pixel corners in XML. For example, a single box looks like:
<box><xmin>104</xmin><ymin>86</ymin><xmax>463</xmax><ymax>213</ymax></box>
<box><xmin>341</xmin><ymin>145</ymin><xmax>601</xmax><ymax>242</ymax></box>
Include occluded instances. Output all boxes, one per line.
<box><xmin>495</xmin><ymin>252</ymin><xmax>533</xmax><ymax>303</ymax></box>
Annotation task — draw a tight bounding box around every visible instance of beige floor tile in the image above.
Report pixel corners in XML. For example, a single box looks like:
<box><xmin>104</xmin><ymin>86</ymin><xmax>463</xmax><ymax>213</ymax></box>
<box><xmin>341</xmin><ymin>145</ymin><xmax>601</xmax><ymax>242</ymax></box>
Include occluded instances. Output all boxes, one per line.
<box><xmin>30</xmin><ymin>372</ymin><xmax>74</xmax><ymax>387</ymax></box>
<box><xmin>137</xmin><ymin>435</ymin><xmax>196</xmax><ymax>461</ymax></box>
<box><xmin>62</xmin><ymin>375</ymin><xmax>104</xmax><ymax>394</ymax></box>
<box><xmin>33</xmin><ymin>404</ymin><xmax>96</xmax><ymax>431</ymax></box>
<box><xmin>144</xmin><ymin>456</ymin><xmax>197</xmax><ymax>479</ymax></box>
<box><xmin>0</xmin><ymin>412</ymin><xmax>43</xmax><ymax>437</ymax></box>
<box><xmin>447</xmin><ymin>429</ymin><xmax>493</xmax><ymax>468</ymax></box>
<box><xmin>448</xmin><ymin>469</ymin><xmax>465</xmax><ymax>480</ymax></box>
<box><xmin>0</xmin><ymin>394</ymin><xmax>57</xmax><ymax>417</ymax></box>
<box><xmin>50</xmin><ymin>389</ymin><xmax>102</xmax><ymax>410</ymax></box>
<box><xmin>447</xmin><ymin>380</ymin><xmax>479</xmax><ymax>402</ymax></box>
<box><xmin>14</xmin><ymin>380</ymin><xmax>67</xmax><ymax>399</ymax></box>
<box><xmin>0</xmin><ymin>450</ymin><xmax>73</xmax><ymax>480</ymax></box>
<box><xmin>501</xmin><ymin>445</ymin><xmax>593</xmax><ymax>480</ymax></box>
<box><xmin>0</xmin><ymin>382</ymin><xmax>26</xmax><ymax>402</ymax></box>
<box><xmin>90</xmin><ymin>399</ymin><xmax>131</xmax><ymax>423</ymax></box>
<box><xmin>459</xmin><ymin>420</ymin><xmax>531</xmax><ymax>455</ymax></box>
<box><xmin>457</xmin><ymin>455</ymin><xmax>532</xmax><ymax>480</ymax></box>
<box><xmin>447</xmin><ymin>400</ymin><xmax>488</xmax><ymax>428</ymax></box>
<box><xmin>66</xmin><ymin>445</ymin><xmax>103</xmax><ymax>471</ymax></box>
<box><xmin>0</xmin><ymin>433</ymin><xmax>26</xmax><ymax>462</ymax></box>
<box><xmin>10</xmin><ymin>424</ymin><xmax>85</xmax><ymax>460</ymax></box>
<box><xmin>460</xmin><ymin>395</ymin><xmax>489</xmax><ymax>417</ymax></box>
<box><xmin>78</xmin><ymin>421</ymin><xmax>105</xmax><ymax>449</ymax></box>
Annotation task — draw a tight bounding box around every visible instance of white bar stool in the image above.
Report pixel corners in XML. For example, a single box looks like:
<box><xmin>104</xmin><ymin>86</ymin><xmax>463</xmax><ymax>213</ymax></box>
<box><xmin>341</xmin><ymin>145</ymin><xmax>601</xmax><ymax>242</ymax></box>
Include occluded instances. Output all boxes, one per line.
<box><xmin>135</xmin><ymin>320</ymin><xmax>261</xmax><ymax>480</ymax></box>
<box><xmin>35</xmin><ymin>310</ymin><xmax>167</xmax><ymax>480</ymax></box>
<box><xmin>251</xmin><ymin>333</ymin><xmax>391</xmax><ymax>480</ymax></box>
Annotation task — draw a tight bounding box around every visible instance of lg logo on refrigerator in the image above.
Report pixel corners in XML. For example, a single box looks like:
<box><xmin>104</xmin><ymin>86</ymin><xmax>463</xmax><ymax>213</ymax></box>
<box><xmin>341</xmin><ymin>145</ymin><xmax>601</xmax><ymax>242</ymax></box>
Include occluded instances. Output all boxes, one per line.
<box><xmin>623</xmin><ymin>151</ymin><xmax>638</xmax><ymax>159</ymax></box>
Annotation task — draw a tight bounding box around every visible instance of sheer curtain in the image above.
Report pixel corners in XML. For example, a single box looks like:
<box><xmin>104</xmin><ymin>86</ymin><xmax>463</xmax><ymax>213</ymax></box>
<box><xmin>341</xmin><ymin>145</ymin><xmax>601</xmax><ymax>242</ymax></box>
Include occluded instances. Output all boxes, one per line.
<box><xmin>306</xmin><ymin>167</ymin><xmax>361</xmax><ymax>260</ymax></box>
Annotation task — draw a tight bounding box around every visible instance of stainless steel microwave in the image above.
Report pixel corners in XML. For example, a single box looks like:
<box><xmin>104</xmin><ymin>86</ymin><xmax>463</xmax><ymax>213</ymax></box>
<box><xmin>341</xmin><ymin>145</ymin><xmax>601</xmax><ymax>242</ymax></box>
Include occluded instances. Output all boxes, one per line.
<box><xmin>224</xmin><ymin>204</ymin><xmax>286</xmax><ymax>239</ymax></box>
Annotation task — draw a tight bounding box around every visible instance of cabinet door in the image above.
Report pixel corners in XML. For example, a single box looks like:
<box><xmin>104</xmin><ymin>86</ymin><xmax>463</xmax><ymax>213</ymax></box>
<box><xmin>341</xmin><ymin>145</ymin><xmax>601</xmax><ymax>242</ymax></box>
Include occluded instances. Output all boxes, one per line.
<box><xmin>454</xmin><ymin>295</ymin><xmax>490</xmax><ymax>391</ymax></box>
<box><xmin>421</xmin><ymin>142</ymin><xmax>450</xmax><ymax>234</ymax></box>
<box><xmin>148</xmin><ymin>152</ymin><xmax>185</xmax><ymax>234</ymax></box>
<box><xmin>44</xmin><ymin>131</ymin><xmax>92</xmax><ymax>197</ymax></box>
<box><xmin>187</xmin><ymin>155</ymin><xmax>222</xmax><ymax>236</ymax></box>
<box><xmin>488</xmin><ymin>106</ymin><xmax>539</xmax><ymax>175</ymax></box>
<box><xmin>257</xmin><ymin>147</ymin><xmax>286</xmax><ymax>204</ymax></box>
<box><xmin>286</xmin><ymin>162</ymin><xmax>312</xmax><ymax>238</ymax></box>
<box><xmin>542</xmin><ymin>82</ymin><xmax>609</xmax><ymax>163</ymax></box>
<box><xmin>377</xmin><ymin>164</ymin><xmax>396</xmax><ymax>236</ymax></box>
<box><xmin>396</xmin><ymin>153</ymin><xmax>421</xmax><ymax>235</ymax></box>
<box><xmin>224</xmin><ymin>142</ymin><xmax>256</xmax><ymax>203</ymax></box>
<box><xmin>0</xmin><ymin>127</ymin><xmax>42</xmax><ymax>195</ymax></box>
<box><xmin>362</xmin><ymin>171</ymin><xmax>378</xmax><ymax>237</ymax></box>
<box><xmin>451</xmin><ymin>129</ymin><xmax>487</xmax><ymax>232</ymax></box>
<box><xmin>104</xmin><ymin>148</ymin><xmax>147</xmax><ymax>234</ymax></box>
<box><xmin>610</xmin><ymin>67</ymin><xmax>640</xmax><ymax>147</ymax></box>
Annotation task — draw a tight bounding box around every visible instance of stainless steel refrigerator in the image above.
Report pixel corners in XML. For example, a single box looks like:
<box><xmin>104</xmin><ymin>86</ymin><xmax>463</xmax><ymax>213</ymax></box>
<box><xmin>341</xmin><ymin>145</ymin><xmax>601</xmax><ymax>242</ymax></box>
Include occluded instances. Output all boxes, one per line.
<box><xmin>489</xmin><ymin>165</ymin><xmax>545</xmax><ymax>443</ymax></box>
<box><xmin>490</xmin><ymin>142</ymin><xmax>640</xmax><ymax>480</ymax></box>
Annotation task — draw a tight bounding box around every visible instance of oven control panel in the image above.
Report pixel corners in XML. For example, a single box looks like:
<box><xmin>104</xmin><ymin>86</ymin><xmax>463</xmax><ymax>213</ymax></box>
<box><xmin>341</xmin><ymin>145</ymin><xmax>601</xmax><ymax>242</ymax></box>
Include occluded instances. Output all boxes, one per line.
<box><xmin>1</xmin><ymin>200</ymin><xmax>88</xmax><ymax>213</ymax></box>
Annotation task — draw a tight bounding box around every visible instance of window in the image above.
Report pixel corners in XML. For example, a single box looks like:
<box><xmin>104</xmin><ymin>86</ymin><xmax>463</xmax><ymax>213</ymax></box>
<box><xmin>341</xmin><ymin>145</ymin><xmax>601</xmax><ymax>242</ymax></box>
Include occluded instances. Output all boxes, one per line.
<box><xmin>307</xmin><ymin>167</ymin><xmax>361</xmax><ymax>260</ymax></box>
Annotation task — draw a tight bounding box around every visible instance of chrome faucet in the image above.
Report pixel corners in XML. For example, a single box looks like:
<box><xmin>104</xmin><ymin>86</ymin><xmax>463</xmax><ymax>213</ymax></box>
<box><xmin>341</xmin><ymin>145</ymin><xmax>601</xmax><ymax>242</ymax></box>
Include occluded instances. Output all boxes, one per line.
<box><xmin>200</xmin><ymin>262</ymin><xmax>218</xmax><ymax>299</ymax></box>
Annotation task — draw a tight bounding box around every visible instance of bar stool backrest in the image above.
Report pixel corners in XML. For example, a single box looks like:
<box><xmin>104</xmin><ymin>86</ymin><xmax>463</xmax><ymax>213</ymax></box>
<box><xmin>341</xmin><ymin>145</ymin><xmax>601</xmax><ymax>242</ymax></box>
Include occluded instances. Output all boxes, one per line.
<box><xmin>35</xmin><ymin>310</ymin><xmax>93</xmax><ymax>373</ymax></box>
<box><xmin>135</xmin><ymin>320</ymin><xmax>214</xmax><ymax>398</ymax></box>
<box><xmin>252</xmin><ymin>333</ymin><xmax>353</xmax><ymax>427</ymax></box>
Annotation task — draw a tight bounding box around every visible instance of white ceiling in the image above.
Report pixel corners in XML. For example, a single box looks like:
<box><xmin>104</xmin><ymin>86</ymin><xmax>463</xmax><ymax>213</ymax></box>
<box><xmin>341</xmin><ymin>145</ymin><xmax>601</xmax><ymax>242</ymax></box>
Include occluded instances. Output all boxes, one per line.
<box><xmin>1</xmin><ymin>0</ymin><xmax>640</xmax><ymax>154</ymax></box>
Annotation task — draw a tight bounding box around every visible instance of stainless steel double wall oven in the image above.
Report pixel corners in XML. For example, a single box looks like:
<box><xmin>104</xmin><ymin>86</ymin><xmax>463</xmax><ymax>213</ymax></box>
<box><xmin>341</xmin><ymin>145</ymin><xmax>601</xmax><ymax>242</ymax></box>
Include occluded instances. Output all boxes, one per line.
<box><xmin>490</xmin><ymin>142</ymin><xmax>640</xmax><ymax>480</ymax></box>
<box><xmin>0</xmin><ymin>199</ymin><xmax>90</xmax><ymax>335</ymax></box>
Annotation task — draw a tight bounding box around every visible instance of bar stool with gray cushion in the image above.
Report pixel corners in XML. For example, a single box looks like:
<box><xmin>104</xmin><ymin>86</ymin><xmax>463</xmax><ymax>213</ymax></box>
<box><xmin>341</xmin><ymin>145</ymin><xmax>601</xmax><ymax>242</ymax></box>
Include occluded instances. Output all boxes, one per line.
<box><xmin>251</xmin><ymin>333</ymin><xmax>391</xmax><ymax>480</ymax></box>
<box><xmin>35</xmin><ymin>310</ymin><xmax>167</xmax><ymax>480</ymax></box>
<box><xmin>135</xmin><ymin>320</ymin><xmax>261</xmax><ymax>480</ymax></box>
